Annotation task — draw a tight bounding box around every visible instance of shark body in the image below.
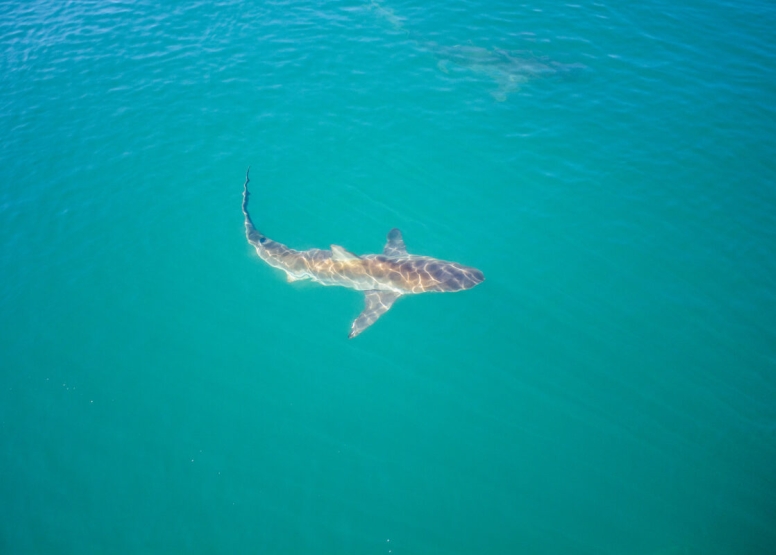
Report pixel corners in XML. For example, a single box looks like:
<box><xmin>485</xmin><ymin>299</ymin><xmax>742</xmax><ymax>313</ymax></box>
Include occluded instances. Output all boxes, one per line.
<box><xmin>367</xmin><ymin>0</ymin><xmax>584</xmax><ymax>101</ymax></box>
<box><xmin>428</xmin><ymin>42</ymin><xmax>579</xmax><ymax>101</ymax></box>
<box><xmin>242</xmin><ymin>170</ymin><xmax>484</xmax><ymax>338</ymax></box>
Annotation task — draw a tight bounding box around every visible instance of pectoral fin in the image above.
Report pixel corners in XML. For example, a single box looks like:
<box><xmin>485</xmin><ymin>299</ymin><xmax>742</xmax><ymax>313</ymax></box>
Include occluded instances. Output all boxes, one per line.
<box><xmin>383</xmin><ymin>228</ymin><xmax>408</xmax><ymax>257</ymax></box>
<box><xmin>349</xmin><ymin>290</ymin><xmax>401</xmax><ymax>339</ymax></box>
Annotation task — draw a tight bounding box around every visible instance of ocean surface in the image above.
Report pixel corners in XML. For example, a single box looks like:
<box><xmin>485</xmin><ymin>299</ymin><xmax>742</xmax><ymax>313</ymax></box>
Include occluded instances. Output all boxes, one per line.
<box><xmin>2</xmin><ymin>0</ymin><xmax>775</xmax><ymax>553</ymax></box>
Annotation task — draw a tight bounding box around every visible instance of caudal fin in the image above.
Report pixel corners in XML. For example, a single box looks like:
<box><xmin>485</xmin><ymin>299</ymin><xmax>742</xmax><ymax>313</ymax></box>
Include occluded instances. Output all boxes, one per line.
<box><xmin>242</xmin><ymin>167</ymin><xmax>264</xmax><ymax>246</ymax></box>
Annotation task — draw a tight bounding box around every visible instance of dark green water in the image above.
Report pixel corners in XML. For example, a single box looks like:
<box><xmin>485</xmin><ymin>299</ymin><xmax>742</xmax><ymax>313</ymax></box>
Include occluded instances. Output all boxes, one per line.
<box><xmin>2</xmin><ymin>1</ymin><xmax>775</xmax><ymax>553</ymax></box>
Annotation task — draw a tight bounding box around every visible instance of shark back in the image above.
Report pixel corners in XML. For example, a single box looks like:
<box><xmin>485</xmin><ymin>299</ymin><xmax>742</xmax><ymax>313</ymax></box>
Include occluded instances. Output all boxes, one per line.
<box><xmin>361</xmin><ymin>253</ymin><xmax>484</xmax><ymax>294</ymax></box>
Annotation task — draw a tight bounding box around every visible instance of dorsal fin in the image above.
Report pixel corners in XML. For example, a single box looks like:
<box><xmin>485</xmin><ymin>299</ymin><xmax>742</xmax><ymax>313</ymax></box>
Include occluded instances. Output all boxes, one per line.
<box><xmin>331</xmin><ymin>245</ymin><xmax>360</xmax><ymax>262</ymax></box>
<box><xmin>383</xmin><ymin>228</ymin><xmax>408</xmax><ymax>257</ymax></box>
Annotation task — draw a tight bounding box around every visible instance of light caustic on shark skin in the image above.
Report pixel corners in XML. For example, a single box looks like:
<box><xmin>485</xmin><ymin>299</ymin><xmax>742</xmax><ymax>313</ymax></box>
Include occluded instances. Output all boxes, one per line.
<box><xmin>242</xmin><ymin>169</ymin><xmax>484</xmax><ymax>338</ymax></box>
<box><xmin>366</xmin><ymin>0</ymin><xmax>584</xmax><ymax>101</ymax></box>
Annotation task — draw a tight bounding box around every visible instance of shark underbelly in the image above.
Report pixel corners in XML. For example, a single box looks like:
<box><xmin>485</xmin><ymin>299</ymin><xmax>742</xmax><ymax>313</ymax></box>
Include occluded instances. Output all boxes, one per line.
<box><xmin>311</xmin><ymin>272</ymin><xmax>401</xmax><ymax>293</ymax></box>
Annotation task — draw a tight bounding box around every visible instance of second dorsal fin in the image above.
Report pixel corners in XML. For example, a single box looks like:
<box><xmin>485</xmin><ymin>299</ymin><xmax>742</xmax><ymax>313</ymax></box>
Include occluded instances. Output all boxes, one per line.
<box><xmin>331</xmin><ymin>245</ymin><xmax>360</xmax><ymax>261</ymax></box>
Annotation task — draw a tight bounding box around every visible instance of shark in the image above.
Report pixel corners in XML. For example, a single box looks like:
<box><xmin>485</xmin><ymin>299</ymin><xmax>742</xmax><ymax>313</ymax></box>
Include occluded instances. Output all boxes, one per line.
<box><xmin>367</xmin><ymin>0</ymin><xmax>583</xmax><ymax>101</ymax></box>
<box><xmin>242</xmin><ymin>170</ymin><xmax>484</xmax><ymax>338</ymax></box>
<box><xmin>426</xmin><ymin>42</ymin><xmax>576</xmax><ymax>101</ymax></box>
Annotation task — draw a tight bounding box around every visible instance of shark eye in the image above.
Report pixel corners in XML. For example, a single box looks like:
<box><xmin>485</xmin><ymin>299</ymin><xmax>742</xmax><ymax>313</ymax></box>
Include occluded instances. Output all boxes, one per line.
<box><xmin>259</xmin><ymin>237</ymin><xmax>266</xmax><ymax>244</ymax></box>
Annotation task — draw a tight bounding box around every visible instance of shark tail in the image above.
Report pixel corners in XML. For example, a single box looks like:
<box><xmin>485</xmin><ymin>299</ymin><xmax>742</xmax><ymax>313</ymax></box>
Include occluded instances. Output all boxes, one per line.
<box><xmin>242</xmin><ymin>167</ymin><xmax>265</xmax><ymax>246</ymax></box>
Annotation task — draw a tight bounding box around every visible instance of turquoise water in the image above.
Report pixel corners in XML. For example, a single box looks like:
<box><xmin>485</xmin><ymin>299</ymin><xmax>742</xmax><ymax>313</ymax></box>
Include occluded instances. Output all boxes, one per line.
<box><xmin>2</xmin><ymin>0</ymin><xmax>775</xmax><ymax>553</ymax></box>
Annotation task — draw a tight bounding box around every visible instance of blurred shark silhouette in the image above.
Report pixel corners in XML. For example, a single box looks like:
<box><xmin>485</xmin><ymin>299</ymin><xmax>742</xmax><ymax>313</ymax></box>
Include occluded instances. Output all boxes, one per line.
<box><xmin>242</xmin><ymin>170</ymin><xmax>484</xmax><ymax>338</ymax></box>
<box><xmin>367</xmin><ymin>0</ymin><xmax>583</xmax><ymax>101</ymax></box>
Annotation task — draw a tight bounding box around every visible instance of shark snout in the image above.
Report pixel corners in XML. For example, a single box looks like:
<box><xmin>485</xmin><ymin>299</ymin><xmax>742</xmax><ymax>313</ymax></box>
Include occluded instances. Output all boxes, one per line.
<box><xmin>443</xmin><ymin>264</ymin><xmax>484</xmax><ymax>291</ymax></box>
<box><xmin>464</xmin><ymin>267</ymin><xmax>485</xmax><ymax>289</ymax></box>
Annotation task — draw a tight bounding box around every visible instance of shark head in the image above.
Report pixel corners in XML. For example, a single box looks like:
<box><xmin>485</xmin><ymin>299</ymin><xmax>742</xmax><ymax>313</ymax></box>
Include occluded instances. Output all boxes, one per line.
<box><xmin>446</xmin><ymin>262</ymin><xmax>485</xmax><ymax>291</ymax></box>
<box><xmin>379</xmin><ymin>256</ymin><xmax>485</xmax><ymax>294</ymax></box>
